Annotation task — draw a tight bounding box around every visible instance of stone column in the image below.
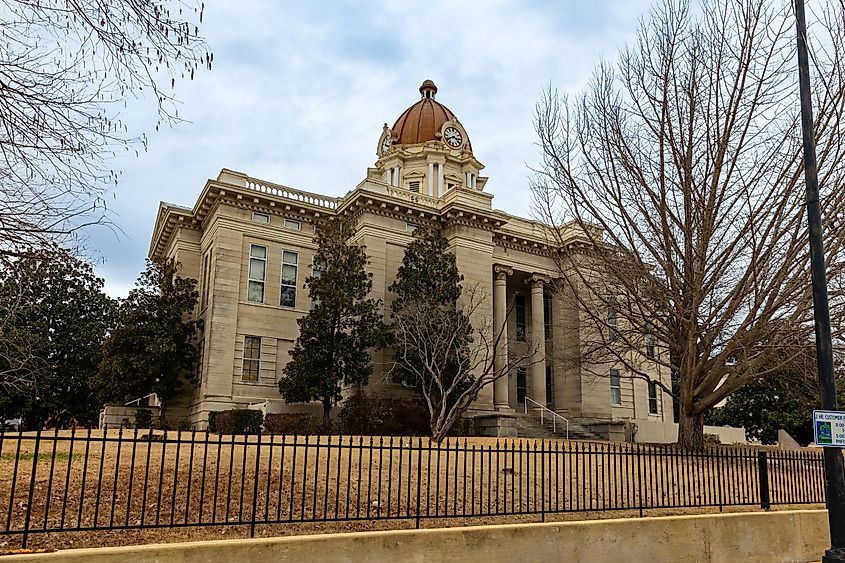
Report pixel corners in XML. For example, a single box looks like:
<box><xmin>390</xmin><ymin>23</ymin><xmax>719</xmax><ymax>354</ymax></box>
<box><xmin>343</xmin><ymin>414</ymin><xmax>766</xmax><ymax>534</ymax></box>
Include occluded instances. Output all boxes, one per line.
<box><xmin>493</xmin><ymin>265</ymin><xmax>513</xmax><ymax>411</ymax></box>
<box><xmin>529</xmin><ymin>274</ymin><xmax>548</xmax><ymax>408</ymax></box>
<box><xmin>428</xmin><ymin>162</ymin><xmax>434</xmax><ymax>196</ymax></box>
<box><xmin>438</xmin><ymin>162</ymin><xmax>445</xmax><ymax>195</ymax></box>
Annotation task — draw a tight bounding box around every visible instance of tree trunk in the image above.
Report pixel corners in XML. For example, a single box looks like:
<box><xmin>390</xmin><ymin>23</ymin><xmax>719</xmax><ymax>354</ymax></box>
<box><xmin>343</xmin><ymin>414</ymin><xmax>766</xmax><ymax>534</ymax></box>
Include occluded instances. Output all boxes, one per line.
<box><xmin>677</xmin><ymin>408</ymin><xmax>704</xmax><ymax>449</ymax></box>
<box><xmin>431</xmin><ymin>425</ymin><xmax>446</xmax><ymax>444</ymax></box>
<box><xmin>322</xmin><ymin>397</ymin><xmax>331</xmax><ymax>420</ymax></box>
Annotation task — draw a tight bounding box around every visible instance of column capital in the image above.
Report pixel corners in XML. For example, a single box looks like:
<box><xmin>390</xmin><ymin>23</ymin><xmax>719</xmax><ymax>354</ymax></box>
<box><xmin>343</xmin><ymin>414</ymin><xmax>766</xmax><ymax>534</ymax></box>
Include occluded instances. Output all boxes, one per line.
<box><xmin>528</xmin><ymin>273</ymin><xmax>551</xmax><ymax>288</ymax></box>
<box><xmin>493</xmin><ymin>264</ymin><xmax>513</xmax><ymax>281</ymax></box>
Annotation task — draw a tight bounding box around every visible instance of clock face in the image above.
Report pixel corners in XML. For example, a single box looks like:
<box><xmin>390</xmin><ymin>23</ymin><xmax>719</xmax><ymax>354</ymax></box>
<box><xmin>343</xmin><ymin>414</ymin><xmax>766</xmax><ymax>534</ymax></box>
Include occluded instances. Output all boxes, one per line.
<box><xmin>381</xmin><ymin>135</ymin><xmax>391</xmax><ymax>155</ymax></box>
<box><xmin>444</xmin><ymin>126</ymin><xmax>462</xmax><ymax>148</ymax></box>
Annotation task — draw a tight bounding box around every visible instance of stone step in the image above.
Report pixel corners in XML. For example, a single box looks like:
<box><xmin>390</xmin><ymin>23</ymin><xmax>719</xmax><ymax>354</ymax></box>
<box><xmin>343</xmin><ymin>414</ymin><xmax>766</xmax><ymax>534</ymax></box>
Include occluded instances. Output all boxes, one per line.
<box><xmin>513</xmin><ymin>413</ymin><xmax>604</xmax><ymax>441</ymax></box>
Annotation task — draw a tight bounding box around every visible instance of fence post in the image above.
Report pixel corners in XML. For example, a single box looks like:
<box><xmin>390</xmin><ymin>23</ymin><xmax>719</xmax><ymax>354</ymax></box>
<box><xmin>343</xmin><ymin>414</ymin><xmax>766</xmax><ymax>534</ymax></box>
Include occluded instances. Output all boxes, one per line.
<box><xmin>22</xmin><ymin>428</ymin><xmax>42</xmax><ymax>549</ymax></box>
<box><xmin>717</xmin><ymin>448</ymin><xmax>724</xmax><ymax>512</ymax></box>
<box><xmin>415</xmin><ymin>437</ymin><xmax>423</xmax><ymax>529</ymax></box>
<box><xmin>540</xmin><ymin>440</ymin><xmax>546</xmax><ymax>523</ymax></box>
<box><xmin>757</xmin><ymin>451</ymin><xmax>771</xmax><ymax>510</ymax></box>
<box><xmin>635</xmin><ymin>444</ymin><xmax>643</xmax><ymax>518</ymax></box>
<box><xmin>250</xmin><ymin>433</ymin><xmax>262</xmax><ymax>538</ymax></box>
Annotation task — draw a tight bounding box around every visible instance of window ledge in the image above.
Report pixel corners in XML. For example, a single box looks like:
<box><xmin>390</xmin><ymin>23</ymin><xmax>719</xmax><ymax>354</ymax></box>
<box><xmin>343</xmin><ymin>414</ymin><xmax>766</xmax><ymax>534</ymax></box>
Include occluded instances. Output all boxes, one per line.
<box><xmin>240</xmin><ymin>300</ymin><xmax>307</xmax><ymax>313</ymax></box>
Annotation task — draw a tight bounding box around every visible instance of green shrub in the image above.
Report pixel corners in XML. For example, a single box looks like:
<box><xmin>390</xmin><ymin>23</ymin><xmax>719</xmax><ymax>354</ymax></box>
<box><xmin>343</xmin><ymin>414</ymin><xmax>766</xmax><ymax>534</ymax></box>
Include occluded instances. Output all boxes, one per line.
<box><xmin>337</xmin><ymin>392</ymin><xmax>370</xmax><ymax>435</ymax></box>
<box><xmin>134</xmin><ymin>408</ymin><xmax>153</xmax><ymax>429</ymax></box>
<box><xmin>156</xmin><ymin>417</ymin><xmax>191</xmax><ymax>432</ymax></box>
<box><xmin>264</xmin><ymin>413</ymin><xmax>333</xmax><ymax>435</ymax></box>
<box><xmin>445</xmin><ymin>416</ymin><xmax>474</xmax><ymax>437</ymax></box>
<box><xmin>338</xmin><ymin>391</ymin><xmax>429</xmax><ymax>436</ymax></box>
<box><xmin>207</xmin><ymin>411</ymin><xmax>219</xmax><ymax>432</ymax></box>
<box><xmin>213</xmin><ymin>409</ymin><xmax>263</xmax><ymax>435</ymax></box>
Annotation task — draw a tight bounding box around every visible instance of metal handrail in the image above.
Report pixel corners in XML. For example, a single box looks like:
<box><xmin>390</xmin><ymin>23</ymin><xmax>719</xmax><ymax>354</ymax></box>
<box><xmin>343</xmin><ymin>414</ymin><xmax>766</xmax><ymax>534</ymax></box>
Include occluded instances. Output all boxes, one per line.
<box><xmin>124</xmin><ymin>393</ymin><xmax>159</xmax><ymax>407</ymax></box>
<box><xmin>524</xmin><ymin>396</ymin><xmax>570</xmax><ymax>439</ymax></box>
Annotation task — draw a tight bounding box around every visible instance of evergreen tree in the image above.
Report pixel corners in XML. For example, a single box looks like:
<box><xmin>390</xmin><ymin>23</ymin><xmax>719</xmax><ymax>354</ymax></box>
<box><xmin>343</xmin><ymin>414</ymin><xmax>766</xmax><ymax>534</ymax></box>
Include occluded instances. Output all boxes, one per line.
<box><xmin>390</xmin><ymin>227</ymin><xmax>463</xmax><ymax>311</ymax></box>
<box><xmin>389</xmin><ymin>227</ymin><xmax>475</xmax><ymax>441</ymax></box>
<box><xmin>0</xmin><ymin>248</ymin><xmax>116</xmax><ymax>428</ymax></box>
<box><xmin>279</xmin><ymin>219</ymin><xmax>386</xmax><ymax>419</ymax></box>
<box><xmin>93</xmin><ymin>258</ymin><xmax>201</xmax><ymax>413</ymax></box>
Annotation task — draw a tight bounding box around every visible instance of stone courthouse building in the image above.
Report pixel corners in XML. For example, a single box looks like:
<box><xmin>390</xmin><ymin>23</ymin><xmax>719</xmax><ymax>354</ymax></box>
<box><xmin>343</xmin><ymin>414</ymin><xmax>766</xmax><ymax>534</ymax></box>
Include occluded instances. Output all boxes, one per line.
<box><xmin>149</xmin><ymin>80</ymin><xmax>676</xmax><ymax>439</ymax></box>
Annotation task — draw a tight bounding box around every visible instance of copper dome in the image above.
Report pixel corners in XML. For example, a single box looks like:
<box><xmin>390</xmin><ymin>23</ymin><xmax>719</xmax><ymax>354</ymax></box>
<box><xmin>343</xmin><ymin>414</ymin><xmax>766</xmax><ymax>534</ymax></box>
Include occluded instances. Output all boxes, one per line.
<box><xmin>390</xmin><ymin>80</ymin><xmax>470</xmax><ymax>149</ymax></box>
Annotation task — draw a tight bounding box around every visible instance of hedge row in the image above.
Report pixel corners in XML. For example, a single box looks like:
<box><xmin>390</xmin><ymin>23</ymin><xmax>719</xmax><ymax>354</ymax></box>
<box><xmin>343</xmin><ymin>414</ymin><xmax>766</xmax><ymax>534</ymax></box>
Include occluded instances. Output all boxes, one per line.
<box><xmin>206</xmin><ymin>392</ymin><xmax>474</xmax><ymax>437</ymax></box>
<box><xmin>208</xmin><ymin>409</ymin><xmax>263</xmax><ymax>434</ymax></box>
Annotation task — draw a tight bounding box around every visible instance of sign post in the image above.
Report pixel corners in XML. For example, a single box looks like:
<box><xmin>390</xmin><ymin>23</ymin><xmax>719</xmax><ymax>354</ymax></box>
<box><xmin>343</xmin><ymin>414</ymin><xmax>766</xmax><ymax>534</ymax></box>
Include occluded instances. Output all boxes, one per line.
<box><xmin>795</xmin><ymin>1</ymin><xmax>845</xmax><ymax>561</ymax></box>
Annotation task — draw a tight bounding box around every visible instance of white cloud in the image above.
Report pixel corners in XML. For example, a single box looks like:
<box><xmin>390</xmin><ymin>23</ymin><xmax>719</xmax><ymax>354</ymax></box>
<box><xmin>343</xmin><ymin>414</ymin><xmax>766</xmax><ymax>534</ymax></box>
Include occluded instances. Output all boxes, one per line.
<box><xmin>90</xmin><ymin>0</ymin><xmax>655</xmax><ymax>297</ymax></box>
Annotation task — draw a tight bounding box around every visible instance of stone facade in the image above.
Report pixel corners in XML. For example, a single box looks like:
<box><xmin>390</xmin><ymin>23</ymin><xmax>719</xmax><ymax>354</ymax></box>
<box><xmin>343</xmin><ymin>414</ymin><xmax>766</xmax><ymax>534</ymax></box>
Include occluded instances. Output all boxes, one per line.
<box><xmin>148</xmin><ymin>81</ymin><xmax>674</xmax><ymax>437</ymax></box>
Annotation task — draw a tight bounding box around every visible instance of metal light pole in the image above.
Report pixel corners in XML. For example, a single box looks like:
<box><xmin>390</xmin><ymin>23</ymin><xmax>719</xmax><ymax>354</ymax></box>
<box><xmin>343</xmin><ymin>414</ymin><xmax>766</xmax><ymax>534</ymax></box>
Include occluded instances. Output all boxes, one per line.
<box><xmin>794</xmin><ymin>1</ymin><xmax>845</xmax><ymax>561</ymax></box>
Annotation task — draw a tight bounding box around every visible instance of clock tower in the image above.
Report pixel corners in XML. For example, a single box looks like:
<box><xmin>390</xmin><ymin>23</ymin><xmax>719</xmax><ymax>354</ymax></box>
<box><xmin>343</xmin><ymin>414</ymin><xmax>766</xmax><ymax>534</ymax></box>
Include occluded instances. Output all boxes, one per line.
<box><xmin>373</xmin><ymin>80</ymin><xmax>485</xmax><ymax>196</ymax></box>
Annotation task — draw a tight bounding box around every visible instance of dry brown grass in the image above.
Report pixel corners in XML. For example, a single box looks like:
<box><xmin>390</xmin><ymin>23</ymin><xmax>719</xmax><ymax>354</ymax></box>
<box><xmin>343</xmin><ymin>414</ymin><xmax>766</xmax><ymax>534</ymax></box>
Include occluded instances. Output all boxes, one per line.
<box><xmin>0</xmin><ymin>430</ymin><xmax>826</xmax><ymax>553</ymax></box>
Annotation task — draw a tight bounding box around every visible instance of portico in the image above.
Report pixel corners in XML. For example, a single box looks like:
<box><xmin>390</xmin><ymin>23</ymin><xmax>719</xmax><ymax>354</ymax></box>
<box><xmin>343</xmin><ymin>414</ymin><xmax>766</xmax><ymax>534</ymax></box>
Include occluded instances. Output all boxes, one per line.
<box><xmin>491</xmin><ymin>264</ymin><xmax>558</xmax><ymax>413</ymax></box>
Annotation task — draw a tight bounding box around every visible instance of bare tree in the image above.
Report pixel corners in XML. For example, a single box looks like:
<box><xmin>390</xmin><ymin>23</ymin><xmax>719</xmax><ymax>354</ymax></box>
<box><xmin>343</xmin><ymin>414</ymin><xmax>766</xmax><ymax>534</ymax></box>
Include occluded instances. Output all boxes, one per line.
<box><xmin>390</xmin><ymin>286</ymin><xmax>534</xmax><ymax>443</ymax></box>
<box><xmin>0</xmin><ymin>0</ymin><xmax>211</xmax><ymax>257</ymax></box>
<box><xmin>532</xmin><ymin>0</ymin><xmax>845</xmax><ymax>448</ymax></box>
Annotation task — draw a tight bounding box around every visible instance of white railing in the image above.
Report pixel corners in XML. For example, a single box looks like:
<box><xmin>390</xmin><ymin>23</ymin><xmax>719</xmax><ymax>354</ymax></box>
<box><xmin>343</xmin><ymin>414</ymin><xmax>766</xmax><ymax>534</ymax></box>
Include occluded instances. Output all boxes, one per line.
<box><xmin>524</xmin><ymin>396</ymin><xmax>570</xmax><ymax>439</ymax></box>
<box><xmin>246</xmin><ymin>179</ymin><xmax>340</xmax><ymax>210</ymax></box>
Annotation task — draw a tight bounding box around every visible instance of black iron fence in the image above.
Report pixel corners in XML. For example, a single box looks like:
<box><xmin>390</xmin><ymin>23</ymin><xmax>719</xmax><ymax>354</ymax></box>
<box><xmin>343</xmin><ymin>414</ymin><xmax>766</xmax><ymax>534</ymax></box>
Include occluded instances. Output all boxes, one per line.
<box><xmin>0</xmin><ymin>429</ymin><xmax>827</xmax><ymax>548</ymax></box>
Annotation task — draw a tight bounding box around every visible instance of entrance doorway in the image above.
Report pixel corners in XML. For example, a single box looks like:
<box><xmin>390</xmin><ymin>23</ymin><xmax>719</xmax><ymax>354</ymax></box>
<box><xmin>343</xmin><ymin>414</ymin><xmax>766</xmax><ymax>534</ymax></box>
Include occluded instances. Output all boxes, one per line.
<box><xmin>516</xmin><ymin>367</ymin><xmax>527</xmax><ymax>404</ymax></box>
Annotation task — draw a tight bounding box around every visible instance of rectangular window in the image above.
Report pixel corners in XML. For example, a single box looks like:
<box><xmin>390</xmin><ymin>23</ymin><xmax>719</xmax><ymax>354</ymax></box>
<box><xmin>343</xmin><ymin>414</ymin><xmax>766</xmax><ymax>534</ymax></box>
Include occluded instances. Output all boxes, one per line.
<box><xmin>610</xmin><ymin>368</ymin><xmax>622</xmax><ymax>406</ymax></box>
<box><xmin>409</xmin><ymin>181</ymin><xmax>420</xmax><ymax>193</ymax></box>
<box><xmin>247</xmin><ymin>245</ymin><xmax>267</xmax><ymax>303</ymax></box>
<box><xmin>312</xmin><ymin>256</ymin><xmax>326</xmax><ymax>279</ymax></box>
<box><xmin>516</xmin><ymin>367</ymin><xmax>527</xmax><ymax>404</ymax></box>
<box><xmin>201</xmin><ymin>251</ymin><xmax>211</xmax><ymax>309</ymax></box>
<box><xmin>252</xmin><ymin>211</ymin><xmax>270</xmax><ymax>224</ymax></box>
<box><xmin>280</xmin><ymin>250</ymin><xmax>298</xmax><ymax>307</ymax></box>
<box><xmin>310</xmin><ymin>256</ymin><xmax>326</xmax><ymax>309</ymax></box>
<box><xmin>515</xmin><ymin>294</ymin><xmax>526</xmax><ymax>342</ymax></box>
<box><xmin>196</xmin><ymin>338</ymin><xmax>204</xmax><ymax>382</ymax></box>
<box><xmin>607</xmin><ymin>301</ymin><xmax>618</xmax><ymax>341</ymax></box>
<box><xmin>405</xmin><ymin>223</ymin><xmax>418</xmax><ymax>232</ymax></box>
<box><xmin>545</xmin><ymin>366</ymin><xmax>553</xmax><ymax>407</ymax></box>
<box><xmin>283</xmin><ymin>219</ymin><xmax>301</xmax><ymax>231</ymax></box>
<box><xmin>243</xmin><ymin>336</ymin><xmax>261</xmax><ymax>382</ymax></box>
<box><xmin>543</xmin><ymin>291</ymin><xmax>552</xmax><ymax>340</ymax></box>
<box><xmin>648</xmin><ymin>381</ymin><xmax>659</xmax><ymax>414</ymax></box>
<box><xmin>646</xmin><ymin>334</ymin><xmax>655</xmax><ymax>358</ymax></box>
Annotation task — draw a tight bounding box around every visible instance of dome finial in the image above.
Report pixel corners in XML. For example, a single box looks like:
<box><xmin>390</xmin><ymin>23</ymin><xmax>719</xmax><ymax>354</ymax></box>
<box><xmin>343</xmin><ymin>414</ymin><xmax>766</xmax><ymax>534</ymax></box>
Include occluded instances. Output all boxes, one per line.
<box><xmin>419</xmin><ymin>79</ymin><xmax>437</xmax><ymax>99</ymax></box>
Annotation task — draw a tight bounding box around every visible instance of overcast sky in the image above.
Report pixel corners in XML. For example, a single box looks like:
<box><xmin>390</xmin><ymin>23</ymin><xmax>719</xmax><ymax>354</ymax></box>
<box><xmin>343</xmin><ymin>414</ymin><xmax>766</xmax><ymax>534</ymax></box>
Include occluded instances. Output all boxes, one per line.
<box><xmin>90</xmin><ymin>0</ymin><xmax>656</xmax><ymax>297</ymax></box>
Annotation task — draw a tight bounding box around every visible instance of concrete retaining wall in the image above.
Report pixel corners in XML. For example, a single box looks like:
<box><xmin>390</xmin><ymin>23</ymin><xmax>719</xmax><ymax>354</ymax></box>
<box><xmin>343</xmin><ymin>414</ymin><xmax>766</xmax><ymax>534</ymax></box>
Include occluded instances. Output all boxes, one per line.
<box><xmin>98</xmin><ymin>405</ymin><xmax>160</xmax><ymax>430</ymax></box>
<box><xmin>5</xmin><ymin>510</ymin><xmax>829</xmax><ymax>563</ymax></box>
<box><xmin>633</xmin><ymin>418</ymin><xmax>747</xmax><ymax>444</ymax></box>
